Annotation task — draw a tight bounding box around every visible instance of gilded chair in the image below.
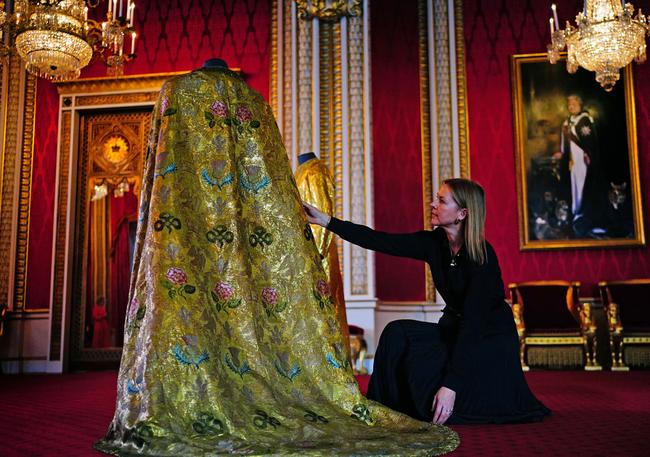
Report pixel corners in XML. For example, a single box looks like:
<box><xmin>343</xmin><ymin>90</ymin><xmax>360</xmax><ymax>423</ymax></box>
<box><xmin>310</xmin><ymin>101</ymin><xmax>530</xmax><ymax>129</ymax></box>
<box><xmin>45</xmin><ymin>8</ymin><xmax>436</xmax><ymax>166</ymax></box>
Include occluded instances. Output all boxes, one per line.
<box><xmin>599</xmin><ymin>279</ymin><xmax>650</xmax><ymax>371</ymax></box>
<box><xmin>508</xmin><ymin>281</ymin><xmax>600</xmax><ymax>371</ymax></box>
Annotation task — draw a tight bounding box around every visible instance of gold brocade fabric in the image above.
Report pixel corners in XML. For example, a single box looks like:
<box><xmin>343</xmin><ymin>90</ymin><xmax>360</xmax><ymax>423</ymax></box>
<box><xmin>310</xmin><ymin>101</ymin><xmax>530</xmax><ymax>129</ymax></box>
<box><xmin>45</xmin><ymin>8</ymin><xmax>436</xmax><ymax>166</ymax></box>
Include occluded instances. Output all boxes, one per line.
<box><xmin>295</xmin><ymin>158</ymin><xmax>350</xmax><ymax>350</ymax></box>
<box><xmin>94</xmin><ymin>69</ymin><xmax>459</xmax><ymax>457</ymax></box>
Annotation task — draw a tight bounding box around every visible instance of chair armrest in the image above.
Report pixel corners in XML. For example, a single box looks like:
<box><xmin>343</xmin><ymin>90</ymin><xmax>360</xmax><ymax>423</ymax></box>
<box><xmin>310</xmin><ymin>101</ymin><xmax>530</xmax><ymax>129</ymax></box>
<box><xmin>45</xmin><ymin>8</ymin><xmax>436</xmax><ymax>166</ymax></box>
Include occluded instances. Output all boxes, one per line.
<box><xmin>606</xmin><ymin>302</ymin><xmax>623</xmax><ymax>334</ymax></box>
<box><xmin>511</xmin><ymin>303</ymin><xmax>526</xmax><ymax>338</ymax></box>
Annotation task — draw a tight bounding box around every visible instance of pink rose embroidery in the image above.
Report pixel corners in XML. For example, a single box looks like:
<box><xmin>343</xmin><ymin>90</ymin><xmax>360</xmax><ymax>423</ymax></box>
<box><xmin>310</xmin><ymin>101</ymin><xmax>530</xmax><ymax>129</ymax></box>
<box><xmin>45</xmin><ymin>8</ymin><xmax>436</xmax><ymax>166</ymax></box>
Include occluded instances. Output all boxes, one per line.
<box><xmin>214</xmin><ymin>282</ymin><xmax>234</xmax><ymax>301</ymax></box>
<box><xmin>261</xmin><ymin>287</ymin><xmax>279</xmax><ymax>306</ymax></box>
<box><xmin>127</xmin><ymin>297</ymin><xmax>140</xmax><ymax>321</ymax></box>
<box><xmin>211</xmin><ymin>101</ymin><xmax>228</xmax><ymax>118</ymax></box>
<box><xmin>235</xmin><ymin>105</ymin><xmax>253</xmax><ymax>122</ymax></box>
<box><xmin>166</xmin><ymin>267</ymin><xmax>188</xmax><ymax>285</ymax></box>
<box><xmin>316</xmin><ymin>279</ymin><xmax>330</xmax><ymax>298</ymax></box>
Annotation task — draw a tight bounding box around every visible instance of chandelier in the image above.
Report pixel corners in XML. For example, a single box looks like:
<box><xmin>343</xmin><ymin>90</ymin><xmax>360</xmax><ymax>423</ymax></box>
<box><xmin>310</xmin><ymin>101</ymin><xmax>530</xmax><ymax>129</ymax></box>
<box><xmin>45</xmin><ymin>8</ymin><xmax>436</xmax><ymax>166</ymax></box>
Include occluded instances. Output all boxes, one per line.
<box><xmin>294</xmin><ymin>0</ymin><xmax>361</xmax><ymax>21</ymax></box>
<box><xmin>0</xmin><ymin>0</ymin><xmax>137</xmax><ymax>81</ymax></box>
<box><xmin>547</xmin><ymin>0</ymin><xmax>649</xmax><ymax>91</ymax></box>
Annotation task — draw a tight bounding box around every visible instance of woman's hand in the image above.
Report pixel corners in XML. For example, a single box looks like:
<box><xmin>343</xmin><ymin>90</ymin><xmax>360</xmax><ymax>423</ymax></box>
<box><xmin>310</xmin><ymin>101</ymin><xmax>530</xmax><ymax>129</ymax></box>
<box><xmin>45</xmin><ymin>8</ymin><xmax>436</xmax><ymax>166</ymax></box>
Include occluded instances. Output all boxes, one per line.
<box><xmin>303</xmin><ymin>202</ymin><xmax>331</xmax><ymax>227</ymax></box>
<box><xmin>431</xmin><ymin>386</ymin><xmax>456</xmax><ymax>425</ymax></box>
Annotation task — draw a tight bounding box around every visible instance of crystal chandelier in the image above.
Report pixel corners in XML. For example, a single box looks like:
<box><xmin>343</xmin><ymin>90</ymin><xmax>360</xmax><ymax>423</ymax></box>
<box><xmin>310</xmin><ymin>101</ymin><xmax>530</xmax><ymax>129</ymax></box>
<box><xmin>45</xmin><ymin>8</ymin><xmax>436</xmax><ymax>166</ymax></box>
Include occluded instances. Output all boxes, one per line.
<box><xmin>547</xmin><ymin>1</ymin><xmax>649</xmax><ymax>91</ymax></box>
<box><xmin>0</xmin><ymin>0</ymin><xmax>137</xmax><ymax>81</ymax></box>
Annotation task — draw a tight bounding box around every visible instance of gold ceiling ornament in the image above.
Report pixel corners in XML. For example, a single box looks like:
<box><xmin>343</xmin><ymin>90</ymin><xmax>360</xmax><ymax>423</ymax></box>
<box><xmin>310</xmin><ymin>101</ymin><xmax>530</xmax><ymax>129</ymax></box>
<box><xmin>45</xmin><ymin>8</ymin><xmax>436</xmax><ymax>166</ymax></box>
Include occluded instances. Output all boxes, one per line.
<box><xmin>0</xmin><ymin>0</ymin><xmax>137</xmax><ymax>81</ymax></box>
<box><xmin>294</xmin><ymin>0</ymin><xmax>361</xmax><ymax>22</ymax></box>
<box><xmin>547</xmin><ymin>0</ymin><xmax>649</xmax><ymax>91</ymax></box>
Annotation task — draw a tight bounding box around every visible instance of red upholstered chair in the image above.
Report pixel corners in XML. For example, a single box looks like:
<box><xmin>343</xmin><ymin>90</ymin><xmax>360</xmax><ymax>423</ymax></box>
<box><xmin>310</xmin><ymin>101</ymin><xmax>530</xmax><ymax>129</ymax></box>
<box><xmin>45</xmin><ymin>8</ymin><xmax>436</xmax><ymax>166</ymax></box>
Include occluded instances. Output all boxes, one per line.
<box><xmin>599</xmin><ymin>279</ymin><xmax>650</xmax><ymax>371</ymax></box>
<box><xmin>508</xmin><ymin>281</ymin><xmax>600</xmax><ymax>371</ymax></box>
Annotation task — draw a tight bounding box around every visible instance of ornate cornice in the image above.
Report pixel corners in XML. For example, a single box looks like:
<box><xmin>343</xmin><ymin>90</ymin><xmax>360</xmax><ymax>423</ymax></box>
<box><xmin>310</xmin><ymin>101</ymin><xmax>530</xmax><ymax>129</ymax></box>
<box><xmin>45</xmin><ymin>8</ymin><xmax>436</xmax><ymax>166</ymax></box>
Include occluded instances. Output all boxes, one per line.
<box><xmin>295</xmin><ymin>0</ymin><xmax>361</xmax><ymax>21</ymax></box>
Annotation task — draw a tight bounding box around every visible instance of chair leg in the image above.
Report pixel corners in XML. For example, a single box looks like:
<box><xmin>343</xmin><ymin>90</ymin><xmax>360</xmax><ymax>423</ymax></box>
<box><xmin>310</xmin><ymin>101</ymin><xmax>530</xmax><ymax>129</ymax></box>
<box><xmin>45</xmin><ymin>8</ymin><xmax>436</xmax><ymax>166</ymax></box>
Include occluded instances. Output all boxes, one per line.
<box><xmin>584</xmin><ymin>333</ymin><xmax>602</xmax><ymax>371</ymax></box>
<box><xmin>610</xmin><ymin>333</ymin><xmax>629</xmax><ymax>371</ymax></box>
<box><xmin>520</xmin><ymin>338</ymin><xmax>529</xmax><ymax>371</ymax></box>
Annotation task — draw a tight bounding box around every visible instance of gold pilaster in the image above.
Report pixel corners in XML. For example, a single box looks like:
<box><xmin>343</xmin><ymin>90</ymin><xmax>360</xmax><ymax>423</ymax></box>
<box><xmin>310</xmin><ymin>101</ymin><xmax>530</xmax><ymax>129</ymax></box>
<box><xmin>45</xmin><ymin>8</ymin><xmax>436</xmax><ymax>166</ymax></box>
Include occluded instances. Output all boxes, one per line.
<box><xmin>454</xmin><ymin>0</ymin><xmax>469</xmax><ymax>177</ymax></box>
<box><xmin>13</xmin><ymin>72</ymin><xmax>37</xmax><ymax>311</ymax></box>
<box><xmin>419</xmin><ymin>0</ymin><xmax>435</xmax><ymax>302</ymax></box>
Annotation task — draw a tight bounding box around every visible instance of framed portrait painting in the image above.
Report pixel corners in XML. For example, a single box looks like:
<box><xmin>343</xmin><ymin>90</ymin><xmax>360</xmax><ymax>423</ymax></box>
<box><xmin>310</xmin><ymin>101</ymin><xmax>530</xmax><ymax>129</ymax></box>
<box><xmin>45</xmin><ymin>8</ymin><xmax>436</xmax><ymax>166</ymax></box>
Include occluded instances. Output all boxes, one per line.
<box><xmin>511</xmin><ymin>53</ymin><xmax>645</xmax><ymax>250</ymax></box>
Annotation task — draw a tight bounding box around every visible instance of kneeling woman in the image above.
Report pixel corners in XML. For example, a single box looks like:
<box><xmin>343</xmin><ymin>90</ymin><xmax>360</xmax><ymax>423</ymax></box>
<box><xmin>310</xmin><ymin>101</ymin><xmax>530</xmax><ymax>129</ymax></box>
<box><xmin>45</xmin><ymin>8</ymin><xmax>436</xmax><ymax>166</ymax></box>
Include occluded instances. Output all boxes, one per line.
<box><xmin>304</xmin><ymin>178</ymin><xmax>550</xmax><ymax>425</ymax></box>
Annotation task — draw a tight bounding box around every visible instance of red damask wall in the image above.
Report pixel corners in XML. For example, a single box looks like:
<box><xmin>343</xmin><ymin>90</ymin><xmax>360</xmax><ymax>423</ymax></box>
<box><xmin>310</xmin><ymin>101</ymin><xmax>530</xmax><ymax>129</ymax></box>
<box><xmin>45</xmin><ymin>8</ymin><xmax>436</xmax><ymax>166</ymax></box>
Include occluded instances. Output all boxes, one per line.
<box><xmin>371</xmin><ymin>0</ymin><xmax>426</xmax><ymax>301</ymax></box>
<box><xmin>464</xmin><ymin>0</ymin><xmax>650</xmax><ymax>297</ymax></box>
<box><xmin>25</xmin><ymin>0</ymin><xmax>271</xmax><ymax>309</ymax></box>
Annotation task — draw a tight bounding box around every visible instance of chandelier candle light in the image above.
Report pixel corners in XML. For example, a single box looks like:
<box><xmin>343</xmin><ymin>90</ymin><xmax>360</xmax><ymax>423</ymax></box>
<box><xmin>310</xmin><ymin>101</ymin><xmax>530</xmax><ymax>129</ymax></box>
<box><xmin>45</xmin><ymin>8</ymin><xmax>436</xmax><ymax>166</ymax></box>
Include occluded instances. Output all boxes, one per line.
<box><xmin>547</xmin><ymin>0</ymin><xmax>649</xmax><ymax>91</ymax></box>
<box><xmin>0</xmin><ymin>0</ymin><xmax>137</xmax><ymax>81</ymax></box>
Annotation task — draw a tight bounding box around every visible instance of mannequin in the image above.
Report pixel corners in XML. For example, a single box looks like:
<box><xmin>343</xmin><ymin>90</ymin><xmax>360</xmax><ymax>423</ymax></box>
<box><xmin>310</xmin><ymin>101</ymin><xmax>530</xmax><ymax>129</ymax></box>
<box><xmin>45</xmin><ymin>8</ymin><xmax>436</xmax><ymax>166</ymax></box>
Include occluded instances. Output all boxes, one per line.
<box><xmin>202</xmin><ymin>57</ymin><xmax>229</xmax><ymax>69</ymax></box>
<box><xmin>295</xmin><ymin>152</ymin><xmax>350</xmax><ymax>352</ymax></box>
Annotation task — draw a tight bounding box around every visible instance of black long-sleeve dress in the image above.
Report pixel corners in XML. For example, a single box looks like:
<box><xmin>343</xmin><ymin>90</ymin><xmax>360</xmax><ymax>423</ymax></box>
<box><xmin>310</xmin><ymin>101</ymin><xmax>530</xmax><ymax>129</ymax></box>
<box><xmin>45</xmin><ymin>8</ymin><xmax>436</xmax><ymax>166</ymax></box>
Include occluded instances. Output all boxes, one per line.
<box><xmin>327</xmin><ymin>217</ymin><xmax>550</xmax><ymax>424</ymax></box>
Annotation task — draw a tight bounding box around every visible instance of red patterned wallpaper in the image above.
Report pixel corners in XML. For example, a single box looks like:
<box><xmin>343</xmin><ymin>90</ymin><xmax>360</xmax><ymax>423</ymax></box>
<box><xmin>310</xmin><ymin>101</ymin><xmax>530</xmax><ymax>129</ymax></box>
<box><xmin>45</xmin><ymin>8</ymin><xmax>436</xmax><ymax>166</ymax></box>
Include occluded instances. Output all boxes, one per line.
<box><xmin>25</xmin><ymin>0</ymin><xmax>271</xmax><ymax>309</ymax></box>
<box><xmin>25</xmin><ymin>79</ymin><xmax>59</xmax><ymax>309</ymax></box>
<box><xmin>371</xmin><ymin>0</ymin><xmax>426</xmax><ymax>301</ymax></box>
<box><xmin>464</xmin><ymin>0</ymin><xmax>650</xmax><ymax>297</ymax></box>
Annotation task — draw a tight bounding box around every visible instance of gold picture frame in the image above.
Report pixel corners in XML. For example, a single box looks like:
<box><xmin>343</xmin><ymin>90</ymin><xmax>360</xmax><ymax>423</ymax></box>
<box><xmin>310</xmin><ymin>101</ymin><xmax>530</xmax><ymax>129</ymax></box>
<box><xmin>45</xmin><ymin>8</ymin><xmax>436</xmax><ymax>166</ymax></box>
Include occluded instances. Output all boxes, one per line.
<box><xmin>511</xmin><ymin>53</ymin><xmax>645</xmax><ymax>250</ymax></box>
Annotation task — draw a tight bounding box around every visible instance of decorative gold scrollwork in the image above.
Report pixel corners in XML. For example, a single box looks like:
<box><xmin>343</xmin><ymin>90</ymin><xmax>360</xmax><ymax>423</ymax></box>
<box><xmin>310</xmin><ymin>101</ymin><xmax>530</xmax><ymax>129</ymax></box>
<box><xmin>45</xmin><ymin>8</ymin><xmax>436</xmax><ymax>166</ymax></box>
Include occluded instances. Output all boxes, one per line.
<box><xmin>294</xmin><ymin>0</ymin><xmax>362</xmax><ymax>22</ymax></box>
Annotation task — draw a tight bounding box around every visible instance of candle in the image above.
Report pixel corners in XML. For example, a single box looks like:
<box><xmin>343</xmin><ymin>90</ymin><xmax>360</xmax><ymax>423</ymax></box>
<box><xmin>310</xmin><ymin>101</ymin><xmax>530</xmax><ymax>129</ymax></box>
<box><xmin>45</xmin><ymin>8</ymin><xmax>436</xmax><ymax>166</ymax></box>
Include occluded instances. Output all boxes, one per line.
<box><xmin>113</xmin><ymin>0</ymin><xmax>118</xmax><ymax>21</ymax></box>
<box><xmin>131</xmin><ymin>32</ymin><xmax>136</xmax><ymax>55</ymax></box>
<box><xmin>550</xmin><ymin>18</ymin><xmax>554</xmax><ymax>36</ymax></box>
<box><xmin>120</xmin><ymin>0</ymin><xmax>124</xmax><ymax>18</ymax></box>
<box><xmin>126</xmin><ymin>0</ymin><xmax>131</xmax><ymax>21</ymax></box>
<box><xmin>130</xmin><ymin>4</ymin><xmax>135</xmax><ymax>27</ymax></box>
<box><xmin>551</xmin><ymin>4</ymin><xmax>559</xmax><ymax>30</ymax></box>
<box><xmin>84</xmin><ymin>6</ymin><xmax>88</xmax><ymax>22</ymax></box>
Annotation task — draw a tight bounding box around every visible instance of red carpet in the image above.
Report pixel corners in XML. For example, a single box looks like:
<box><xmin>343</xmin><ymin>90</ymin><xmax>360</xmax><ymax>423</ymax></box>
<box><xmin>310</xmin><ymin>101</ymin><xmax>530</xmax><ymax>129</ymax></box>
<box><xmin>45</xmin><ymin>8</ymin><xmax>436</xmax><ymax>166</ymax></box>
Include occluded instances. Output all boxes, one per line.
<box><xmin>1</xmin><ymin>371</ymin><xmax>648</xmax><ymax>456</ymax></box>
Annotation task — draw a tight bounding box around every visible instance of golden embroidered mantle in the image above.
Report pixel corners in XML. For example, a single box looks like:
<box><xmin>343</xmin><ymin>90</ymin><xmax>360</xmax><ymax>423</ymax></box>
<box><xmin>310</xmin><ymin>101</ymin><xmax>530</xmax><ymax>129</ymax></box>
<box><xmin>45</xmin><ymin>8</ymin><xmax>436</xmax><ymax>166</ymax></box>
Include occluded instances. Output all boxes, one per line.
<box><xmin>95</xmin><ymin>69</ymin><xmax>459</xmax><ymax>456</ymax></box>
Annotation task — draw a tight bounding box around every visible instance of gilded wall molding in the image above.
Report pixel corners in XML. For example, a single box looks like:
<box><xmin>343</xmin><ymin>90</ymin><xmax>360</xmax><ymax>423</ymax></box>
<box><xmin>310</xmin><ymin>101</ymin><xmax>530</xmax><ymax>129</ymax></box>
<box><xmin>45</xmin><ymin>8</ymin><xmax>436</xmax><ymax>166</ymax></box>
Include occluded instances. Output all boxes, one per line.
<box><xmin>297</xmin><ymin>17</ymin><xmax>313</xmax><ymax>156</ymax></box>
<box><xmin>0</xmin><ymin>55</ymin><xmax>37</xmax><ymax>312</ymax></box>
<box><xmin>13</xmin><ymin>71</ymin><xmax>37</xmax><ymax>311</ymax></box>
<box><xmin>348</xmin><ymin>15</ymin><xmax>368</xmax><ymax>295</ymax></box>
<box><xmin>49</xmin><ymin>111</ymin><xmax>71</xmax><ymax>361</ymax></box>
<box><xmin>419</xmin><ymin>0</ymin><xmax>436</xmax><ymax>302</ymax></box>
<box><xmin>454</xmin><ymin>0</ymin><xmax>469</xmax><ymax>177</ymax></box>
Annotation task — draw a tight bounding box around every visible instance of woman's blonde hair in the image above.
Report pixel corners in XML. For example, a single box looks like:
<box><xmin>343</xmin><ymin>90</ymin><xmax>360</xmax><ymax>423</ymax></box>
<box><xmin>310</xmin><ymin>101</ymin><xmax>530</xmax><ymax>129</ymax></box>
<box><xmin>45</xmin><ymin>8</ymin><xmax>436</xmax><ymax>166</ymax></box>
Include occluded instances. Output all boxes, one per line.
<box><xmin>443</xmin><ymin>178</ymin><xmax>487</xmax><ymax>265</ymax></box>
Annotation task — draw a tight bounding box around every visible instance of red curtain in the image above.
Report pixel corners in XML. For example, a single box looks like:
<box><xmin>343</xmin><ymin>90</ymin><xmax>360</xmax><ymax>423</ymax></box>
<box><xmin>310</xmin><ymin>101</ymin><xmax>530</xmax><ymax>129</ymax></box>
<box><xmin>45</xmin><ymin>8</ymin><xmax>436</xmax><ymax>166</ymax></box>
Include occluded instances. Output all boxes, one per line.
<box><xmin>110</xmin><ymin>191</ymin><xmax>138</xmax><ymax>347</ymax></box>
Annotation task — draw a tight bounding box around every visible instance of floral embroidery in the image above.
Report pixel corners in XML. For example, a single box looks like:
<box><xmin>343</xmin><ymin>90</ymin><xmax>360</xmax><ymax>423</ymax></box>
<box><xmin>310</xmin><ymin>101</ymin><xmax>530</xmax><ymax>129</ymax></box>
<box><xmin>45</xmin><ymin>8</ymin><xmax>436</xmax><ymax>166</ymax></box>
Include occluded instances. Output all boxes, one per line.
<box><xmin>127</xmin><ymin>296</ymin><xmax>140</xmax><ymax>322</ymax></box>
<box><xmin>173</xmin><ymin>335</ymin><xmax>209</xmax><ymax>368</ymax></box>
<box><xmin>127</xmin><ymin>297</ymin><xmax>146</xmax><ymax>334</ymax></box>
<box><xmin>223</xmin><ymin>349</ymin><xmax>252</xmax><ymax>378</ymax></box>
<box><xmin>163</xmin><ymin>267</ymin><xmax>196</xmax><ymax>299</ymax></box>
<box><xmin>351</xmin><ymin>404</ymin><xmax>373</xmax><ymax>424</ymax></box>
<box><xmin>154</xmin><ymin>212</ymin><xmax>181</xmax><ymax>233</ymax></box>
<box><xmin>304</xmin><ymin>410</ymin><xmax>329</xmax><ymax>424</ymax></box>
<box><xmin>326</xmin><ymin>352</ymin><xmax>348</xmax><ymax>369</ymax></box>
<box><xmin>163</xmin><ymin>104</ymin><xmax>177</xmax><ymax>117</ymax></box>
<box><xmin>211</xmin><ymin>282</ymin><xmax>241</xmax><ymax>313</ymax></box>
<box><xmin>235</xmin><ymin>105</ymin><xmax>253</xmax><ymax>122</ymax></box>
<box><xmin>206</xmin><ymin>225</ymin><xmax>234</xmax><ymax>247</ymax></box>
<box><xmin>274</xmin><ymin>352</ymin><xmax>301</xmax><ymax>381</ymax></box>
<box><xmin>239</xmin><ymin>165</ymin><xmax>270</xmax><ymax>193</ymax></box>
<box><xmin>211</xmin><ymin>101</ymin><xmax>228</xmax><ymax>118</ymax></box>
<box><xmin>154</xmin><ymin>162</ymin><xmax>177</xmax><ymax>179</ymax></box>
<box><xmin>304</xmin><ymin>223</ymin><xmax>313</xmax><ymax>241</ymax></box>
<box><xmin>261</xmin><ymin>287</ymin><xmax>287</xmax><ymax>317</ymax></box>
<box><xmin>253</xmin><ymin>410</ymin><xmax>281</xmax><ymax>429</ymax></box>
<box><xmin>192</xmin><ymin>412</ymin><xmax>225</xmax><ymax>435</ymax></box>
<box><xmin>201</xmin><ymin>169</ymin><xmax>234</xmax><ymax>190</ymax></box>
<box><xmin>313</xmin><ymin>279</ymin><xmax>332</xmax><ymax>310</ymax></box>
<box><xmin>128</xmin><ymin>422</ymin><xmax>154</xmax><ymax>448</ymax></box>
<box><xmin>249</xmin><ymin>226</ymin><xmax>273</xmax><ymax>249</ymax></box>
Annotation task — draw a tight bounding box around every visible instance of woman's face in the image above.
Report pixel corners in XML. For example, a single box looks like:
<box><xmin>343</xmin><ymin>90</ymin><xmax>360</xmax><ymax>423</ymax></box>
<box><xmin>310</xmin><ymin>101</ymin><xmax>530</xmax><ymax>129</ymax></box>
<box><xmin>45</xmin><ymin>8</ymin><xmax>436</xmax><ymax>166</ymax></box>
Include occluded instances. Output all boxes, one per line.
<box><xmin>431</xmin><ymin>184</ymin><xmax>463</xmax><ymax>227</ymax></box>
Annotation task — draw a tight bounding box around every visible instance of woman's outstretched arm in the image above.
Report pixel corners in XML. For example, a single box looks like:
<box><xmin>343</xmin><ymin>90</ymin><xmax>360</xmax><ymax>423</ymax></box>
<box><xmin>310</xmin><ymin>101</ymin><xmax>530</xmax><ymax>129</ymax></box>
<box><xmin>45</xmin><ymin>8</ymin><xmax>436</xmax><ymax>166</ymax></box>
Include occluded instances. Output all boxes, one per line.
<box><xmin>303</xmin><ymin>202</ymin><xmax>434</xmax><ymax>261</ymax></box>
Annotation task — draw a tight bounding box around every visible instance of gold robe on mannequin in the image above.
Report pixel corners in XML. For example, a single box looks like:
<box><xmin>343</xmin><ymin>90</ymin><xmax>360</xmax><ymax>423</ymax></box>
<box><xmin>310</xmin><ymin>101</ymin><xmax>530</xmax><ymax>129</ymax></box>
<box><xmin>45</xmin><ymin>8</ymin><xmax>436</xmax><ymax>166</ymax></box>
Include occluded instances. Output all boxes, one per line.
<box><xmin>94</xmin><ymin>66</ymin><xmax>458</xmax><ymax>456</ymax></box>
<box><xmin>295</xmin><ymin>155</ymin><xmax>350</xmax><ymax>352</ymax></box>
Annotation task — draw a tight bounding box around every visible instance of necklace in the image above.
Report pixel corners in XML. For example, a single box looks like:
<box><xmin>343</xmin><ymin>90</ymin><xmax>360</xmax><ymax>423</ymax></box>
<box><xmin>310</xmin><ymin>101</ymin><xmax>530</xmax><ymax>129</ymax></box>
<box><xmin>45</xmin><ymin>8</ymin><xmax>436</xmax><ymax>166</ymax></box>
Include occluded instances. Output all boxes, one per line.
<box><xmin>449</xmin><ymin>246</ymin><xmax>460</xmax><ymax>267</ymax></box>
